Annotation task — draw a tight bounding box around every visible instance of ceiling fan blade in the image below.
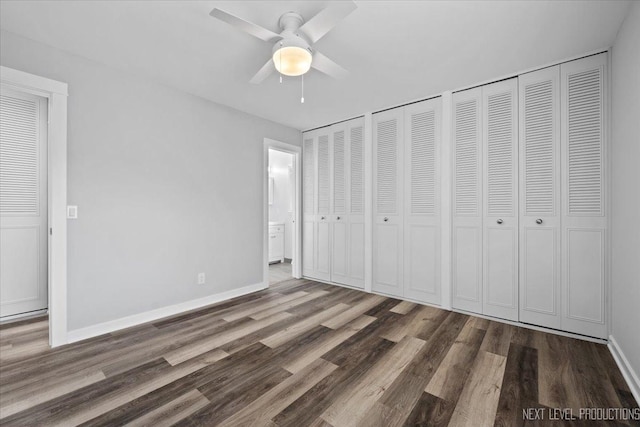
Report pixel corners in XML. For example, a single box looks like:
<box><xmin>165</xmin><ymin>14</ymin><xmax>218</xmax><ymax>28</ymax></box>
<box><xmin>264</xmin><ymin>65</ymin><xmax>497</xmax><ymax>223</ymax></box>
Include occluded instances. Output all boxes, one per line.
<box><xmin>299</xmin><ymin>1</ymin><xmax>357</xmax><ymax>44</ymax></box>
<box><xmin>311</xmin><ymin>51</ymin><xmax>349</xmax><ymax>79</ymax></box>
<box><xmin>210</xmin><ymin>8</ymin><xmax>282</xmax><ymax>42</ymax></box>
<box><xmin>250</xmin><ymin>58</ymin><xmax>275</xmax><ymax>84</ymax></box>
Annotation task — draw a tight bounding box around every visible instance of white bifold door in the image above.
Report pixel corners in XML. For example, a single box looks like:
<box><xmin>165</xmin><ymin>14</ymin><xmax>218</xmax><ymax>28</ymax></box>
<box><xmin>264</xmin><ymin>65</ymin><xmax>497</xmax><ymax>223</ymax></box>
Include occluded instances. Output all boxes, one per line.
<box><xmin>519</xmin><ymin>66</ymin><xmax>562</xmax><ymax>330</ymax></box>
<box><xmin>302</xmin><ymin>117</ymin><xmax>365</xmax><ymax>288</ymax></box>
<box><xmin>0</xmin><ymin>87</ymin><xmax>48</xmax><ymax>318</ymax></box>
<box><xmin>330</xmin><ymin>118</ymin><xmax>365</xmax><ymax>288</ymax></box>
<box><xmin>302</xmin><ymin>128</ymin><xmax>331</xmax><ymax>282</ymax></box>
<box><xmin>561</xmin><ymin>54</ymin><xmax>608</xmax><ymax>338</ymax></box>
<box><xmin>452</xmin><ymin>78</ymin><xmax>519</xmax><ymax>321</ymax></box>
<box><xmin>373</xmin><ymin>98</ymin><xmax>442</xmax><ymax>305</ymax></box>
<box><xmin>519</xmin><ymin>53</ymin><xmax>608</xmax><ymax>338</ymax></box>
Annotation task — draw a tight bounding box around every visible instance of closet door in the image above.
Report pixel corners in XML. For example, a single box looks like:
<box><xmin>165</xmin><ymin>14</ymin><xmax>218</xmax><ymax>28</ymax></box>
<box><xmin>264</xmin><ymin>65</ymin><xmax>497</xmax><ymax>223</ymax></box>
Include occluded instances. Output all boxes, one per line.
<box><xmin>331</xmin><ymin>123</ymin><xmax>349</xmax><ymax>285</ymax></box>
<box><xmin>373</xmin><ymin>108</ymin><xmax>404</xmax><ymax>297</ymax></box>
<box><xmin>452</xmin><ymin>88</ymin><xmax>483</xmax><ymax>313</ymax></box>
<box><xmin>347</xmin><ymin>119</ymin><xmax>365</xmax><ymax>288</ymax></box>
<box><xmin>519</xmin><ymin>66</ymin><xmax>561</xmax><ymax>329</ymax></box>
<box><xmin>315</xmin><ymin>130</ymin><xmax>332</xmax><ymax>281</ymax></box>
<box><xmin>561</xmin><ymin>53</ymin><xmax>607</xmax><ymax>339</ymax></box>
<box><xmin>403</xmin><ymin>99</ymin><xmax>441</xmax><ymax>304</ymax></box>
<box><xmin>302</xmin><ymin>132</ymin><xmax>316</xmax><ymax>278</ymax></box>
<box><xmin>482</xmin><ymin>79</ymin><xmax>519</xmax><ymax>321</ymax></box>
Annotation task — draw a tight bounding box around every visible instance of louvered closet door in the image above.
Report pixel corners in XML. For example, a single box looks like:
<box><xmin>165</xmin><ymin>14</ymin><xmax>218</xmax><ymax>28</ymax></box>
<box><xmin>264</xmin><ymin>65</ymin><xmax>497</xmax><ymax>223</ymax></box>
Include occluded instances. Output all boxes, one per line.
<box><xmin>560</xmin><ymin>53</ymin><xmax>607</xmax><ymax>339</ymax></box>
<box><xmin>0</xmin><ymin>87</ymin><xmax>48</xmax><ymax>318</ymax></box>
<box><xmin>403</xmin><ymin>99</ymin><xmax>441</xmax><ymax>304</ymax></box>
<box><xmin>452</xmin><ymin>88</ymin><xmax>483</xmax><ymax>313</ymax></box>
<box><xmin>482</xmin><ymin>79</ymin><xmax>518</xmax><ymax>321</ymax></box>
<box><xmin>373</xmin><ymin>108</ymin><xmax>404</xmax><ymax>297</ymax></box>
<box><xmin>315</xmin><ymin>130</ymin><xmax>332</xmax><ymax>281</ymax></box>
<box><xmin>347</xmin><ymin>118</ymin><xmax>365</xmax><ymax>288</ymax></box>
<box><xmin>519</xmin><ymin>66</ymin><xmax>561</xmax><ymax>329</ymax></box>
<box><xmin>331</xmin><ymin>123</ymin><xmax>349</xmax><ymax>285</ymax></box>
<box><xmin>302</xmin><ymin>132</ymin><xmax>316</xmax><ymax>278</ymax></box>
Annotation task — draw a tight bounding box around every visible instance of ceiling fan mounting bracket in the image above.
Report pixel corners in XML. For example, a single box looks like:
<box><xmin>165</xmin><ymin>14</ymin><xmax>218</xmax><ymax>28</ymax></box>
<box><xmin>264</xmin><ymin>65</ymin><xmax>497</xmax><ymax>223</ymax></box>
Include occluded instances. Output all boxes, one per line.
<box><xmin>278</xmin><ymin>12</ymin><xmax>304</xmax><ymax>31</ymax></box>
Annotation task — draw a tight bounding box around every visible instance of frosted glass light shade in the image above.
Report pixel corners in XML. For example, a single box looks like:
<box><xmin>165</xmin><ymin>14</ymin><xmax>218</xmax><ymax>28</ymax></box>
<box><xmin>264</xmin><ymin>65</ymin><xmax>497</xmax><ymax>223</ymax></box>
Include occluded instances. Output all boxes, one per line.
<box><xmin>273</xmin><ymin>46</ymin><xmax>312</xmax><ymax>77</ymax></box>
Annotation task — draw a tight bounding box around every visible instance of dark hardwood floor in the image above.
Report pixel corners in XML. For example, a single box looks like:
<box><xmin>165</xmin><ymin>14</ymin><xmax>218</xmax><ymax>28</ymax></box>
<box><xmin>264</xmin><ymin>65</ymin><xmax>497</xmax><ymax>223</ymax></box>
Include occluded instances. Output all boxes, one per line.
<box><xmin>0</xmin><ymin>278</ymin><xmax>637</xmax><ymax>426</ymax></box>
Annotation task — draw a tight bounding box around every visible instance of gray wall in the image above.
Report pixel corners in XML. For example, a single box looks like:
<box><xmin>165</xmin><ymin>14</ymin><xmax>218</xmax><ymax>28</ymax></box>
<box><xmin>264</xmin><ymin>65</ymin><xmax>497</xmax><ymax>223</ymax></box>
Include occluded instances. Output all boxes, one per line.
<box><xmin>0</xmin><ymin>31</ymin><xmax>301</xmax><ymax>331</ymax></box>
<box><xmin>611</xmin><ymin>2</ymin><xmax>640</xmax><ymax>382</ymax></box>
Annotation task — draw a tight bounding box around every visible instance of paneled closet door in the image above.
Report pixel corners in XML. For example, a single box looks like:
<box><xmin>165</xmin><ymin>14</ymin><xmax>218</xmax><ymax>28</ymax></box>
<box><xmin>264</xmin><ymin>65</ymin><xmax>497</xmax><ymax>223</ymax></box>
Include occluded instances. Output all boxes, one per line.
<box><xmin>347</xmin><ymin>119</ymin><xmax>365</xmax><ymax>288</ymax></box>
<box><xmin>452</xmin><ymin>88</ymin><xmax>483</xmax><ymax>314</ymax></box>
<box><xmin>403</xmin><ymin>99</ymin><xmax>441</xmax><ymax>304</ymax></box>
<box><xmin>482</xmin><ymin>79</ymin><xmax>519</xmax><ymax>321</ymax></box>
<box><xmin>331</xmin><ymin>122</ymin><xmax>349</xmax><ymax>285</ymax></box>
<box><xmin>302</xmin><ymin>132</ymin><xmax>316</xmax><ymax>278</ymax></box>
<box><xmin>373</xmin><ymin>108</ymin><xmax>404</xmax><ymax>297</ymax></box>
<box><xmin>519</xmin><ymin>66</ymin><xmax>561</xmax><ymax>330</ymax></box>
<box><xmin>315</xmin><ymin>130</ymin><xmax>332</xmax><ymax>281</ymax></box>
<box><xmin>561</xmin><ymin>53</ymin><xmax>607</xmax><ymax>339</ymax></box>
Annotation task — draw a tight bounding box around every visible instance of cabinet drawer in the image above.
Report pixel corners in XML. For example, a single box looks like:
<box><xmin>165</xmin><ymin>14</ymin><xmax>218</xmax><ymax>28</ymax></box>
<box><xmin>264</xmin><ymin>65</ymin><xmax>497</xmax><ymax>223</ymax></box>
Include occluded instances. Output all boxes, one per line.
<box><xmin>269</xmin><ymin>225</ymin><xmax>284</xmax><ymax>233</ymax></box>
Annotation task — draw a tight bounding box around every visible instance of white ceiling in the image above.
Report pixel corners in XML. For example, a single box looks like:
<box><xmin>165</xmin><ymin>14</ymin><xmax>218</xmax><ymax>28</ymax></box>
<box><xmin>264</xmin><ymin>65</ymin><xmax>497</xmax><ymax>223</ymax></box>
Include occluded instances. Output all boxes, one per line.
<box><xmin>0</xmin><ymin>0</ymin><xmax>631</xmax><ymax>130</ymax></box>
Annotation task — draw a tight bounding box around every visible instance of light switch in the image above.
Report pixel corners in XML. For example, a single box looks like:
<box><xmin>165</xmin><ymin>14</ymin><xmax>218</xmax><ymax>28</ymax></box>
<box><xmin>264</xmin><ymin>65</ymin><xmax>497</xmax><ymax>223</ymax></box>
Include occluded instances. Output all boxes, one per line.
<box><xmin>67</xmin><ymin>205</ymin><xmax>78</xmax><ymax>219</ymax></box>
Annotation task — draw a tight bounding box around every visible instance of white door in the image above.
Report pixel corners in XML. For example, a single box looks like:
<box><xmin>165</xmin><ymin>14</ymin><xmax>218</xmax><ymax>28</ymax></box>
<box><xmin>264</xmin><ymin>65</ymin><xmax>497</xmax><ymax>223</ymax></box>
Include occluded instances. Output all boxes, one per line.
<box><xmin>315</xmin><ymin>131</ymin><xmax>332</xmax><ymax>281</ymax></box>
<box><xmin>331</xmin><ymin>123</ymin><xmax>348</xmax><ymax>284</ymax></box>
<box><xmin>560</xmin><ymin>53</ymin><xmax>608</xmax><ymax>339</ymax></box>
<box><xmin>482</xmin><ymin>79</ymin><xmax>519</xmax><ymax>321</ymax></box>
<box><xmin>373</xmin><ymin>108</ymin><xmax>404</xmax><ymax>297</ymax></box>
<box><xmin>452</xmin><ymin>88</ymin><xmax>483</xmax><ymax>313</ymax></box>
<box><xmin>403</xmin><ymin>99</ymin><xmax>441</xmax><ymax>304</ymax></box>
<box><xmin>519</xmin><ymin>66</ymin><xmax>562</xmax><ymax>329</ymax></box>
<box><xmin>0</xmin><ymin>87</ymin><xmax>48</xmax><ymax>318</ymax></box>
<box><xmin>347</xmin><ymin>119</ymin><xmax>365</xmax><ymax>288</ymax></box>
<box><xmin>302</xmin><ymin>133</ymin><xmax>316</xmax><ymax>278</ymax></box>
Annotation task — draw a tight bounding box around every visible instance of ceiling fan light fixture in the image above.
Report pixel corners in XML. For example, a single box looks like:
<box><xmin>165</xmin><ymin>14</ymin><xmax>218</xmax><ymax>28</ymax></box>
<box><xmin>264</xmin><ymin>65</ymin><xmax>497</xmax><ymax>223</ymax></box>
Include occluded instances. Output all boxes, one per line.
<box><xmin>273</xmin><ymin>46</ymin><xmax>312</xmax><ymax>77</ymax></box>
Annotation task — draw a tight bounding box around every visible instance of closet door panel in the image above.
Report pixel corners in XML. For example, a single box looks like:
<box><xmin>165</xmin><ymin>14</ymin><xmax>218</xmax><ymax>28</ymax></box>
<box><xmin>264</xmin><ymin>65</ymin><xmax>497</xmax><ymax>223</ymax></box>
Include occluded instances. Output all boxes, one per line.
<box><xmin>302</xmin><ymin>134</ymin><xmax>316</xmax><ymax>277</ymax></box>
<box><xmin>561</xmin><ymin>53</ymin><xmax>607</xmax><ymax>339</ymax></box>
<box><xmin>482</xmin><ymin>79</ymin><xmax>518</xmax><ymax>321</ymax></box>
<box><xmin>331</xmin><ymin>221</ymin><xmax>348</xmax><ymax>279</ymax></box>
<box><xmin>403</xmin><ymin>99</ymin><xmax>441</xmax><ymax>304</ymax></box>
<box><xmin>522</xmin><ymin>227</ymin><xmax>558</xmax><ymax>316</ymax></box>
<box><xmin>347</xmin><ymin>121</ymin><xmax>365</xmax><ymax>287</ymax></box>
<box><xmin>453</xmin><ymin>226</ymin><xmax>482</xmax><ymax>309</ymax></box>
<box><xmin>485</xmin><ymin>227</ymin><xmax>517</xmax><ymax>313</ymax></box>
<box><xmin>375</xmin><ymin>224</ymin><xmax>401</xmax><ymax>289</ymax></box>
<box><xmin>331</xmin><ymin>125</ymin><xmax>348</xmax><ymax>284</ymax></box>
<box><xmin>348</xmin><ymin>222</ymin><xmax>365</xmax><ymax>284</ymax></box>
<box><xmin>452</xmin><ymin>88</ymin><xmax>483</xmax><ymax>313</ymax></box>
<box><xmin>519</xmin><ymin>66</ymin><xmax>561</xmax><ymax>329</ymax></box>
<box><xmin>407</xmin><ymin>224</ymin><xmax>438</xmax><ymax>296</ymax></box>
<box><xmin>314</xmin><ymin>132</ymin><xmax>331</xmax><ymax>281</ymax></box>
<box><xmin>373</xmin><ymin>109</ymin><xmax>403</xmax><ymax>296</ymax></box>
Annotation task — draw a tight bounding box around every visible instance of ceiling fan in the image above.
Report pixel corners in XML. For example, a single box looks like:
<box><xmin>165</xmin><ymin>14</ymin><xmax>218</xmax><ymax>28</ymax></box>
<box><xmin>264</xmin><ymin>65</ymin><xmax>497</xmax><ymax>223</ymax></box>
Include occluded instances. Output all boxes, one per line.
<box><xmin>209</xmin><ymin>1</ymin><xmax>357</xmax><ymax>84</ymax></box>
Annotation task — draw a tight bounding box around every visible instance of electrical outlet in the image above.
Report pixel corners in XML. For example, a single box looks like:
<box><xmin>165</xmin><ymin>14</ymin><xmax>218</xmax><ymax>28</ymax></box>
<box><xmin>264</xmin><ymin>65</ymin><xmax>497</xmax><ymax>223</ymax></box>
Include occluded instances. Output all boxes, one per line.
<box><xmin>197</xmin><ymin>273</ymin><xmax>205</xmax><ymax>285</ymax></box>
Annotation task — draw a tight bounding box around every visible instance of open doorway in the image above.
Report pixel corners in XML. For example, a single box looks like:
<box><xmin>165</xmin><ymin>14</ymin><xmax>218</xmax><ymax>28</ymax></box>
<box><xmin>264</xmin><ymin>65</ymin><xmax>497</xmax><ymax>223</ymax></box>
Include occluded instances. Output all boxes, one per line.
<box><xmin>268</xmin><ymin>148</ymin><xmax>295</xmax><ymax>284</ymax></box>
<box><xmin>263</xmin><ymin>139</ymin><xmax>301</xmax><ymax>287</ymax></box>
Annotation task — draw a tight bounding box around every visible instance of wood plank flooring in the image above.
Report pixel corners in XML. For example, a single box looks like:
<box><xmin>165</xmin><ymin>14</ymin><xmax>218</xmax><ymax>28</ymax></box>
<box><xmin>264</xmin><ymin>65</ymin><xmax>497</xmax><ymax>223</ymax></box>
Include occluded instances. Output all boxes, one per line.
<box><xmin>0</xmin><ymin>278</ymin><xmax>638</xmax><ymax>426</ymax></box>
<box><xmin>269</xmin><ymin>261</ymin><xmax>293</xmax><ymax>286</ymax></box>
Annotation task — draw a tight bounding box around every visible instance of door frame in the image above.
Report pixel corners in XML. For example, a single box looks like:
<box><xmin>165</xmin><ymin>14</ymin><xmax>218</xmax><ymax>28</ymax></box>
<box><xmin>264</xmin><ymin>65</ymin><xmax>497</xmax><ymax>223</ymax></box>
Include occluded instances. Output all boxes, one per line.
<box><xmin>1</xmin><ymin>66</ymin><xmax>68</xmax><ymax>347</ymax></box>
<box><xmin>263</xmin><ymin>138</ymin><xmax>302</xmax><ymax>285</ymax></box>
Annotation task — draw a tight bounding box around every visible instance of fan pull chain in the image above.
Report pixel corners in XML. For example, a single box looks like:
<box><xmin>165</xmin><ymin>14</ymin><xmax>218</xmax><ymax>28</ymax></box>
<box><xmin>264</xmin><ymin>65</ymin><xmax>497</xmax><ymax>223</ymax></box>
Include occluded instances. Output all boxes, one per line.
<box><xmin>301</xmin><ymin>74</ymin><xmax>305</xmax><ymax>104</ymax></box>
<box><xmin>279</xmin><ymin>42</ymin><xmax>283</xmax><ymax>83</ymax></box>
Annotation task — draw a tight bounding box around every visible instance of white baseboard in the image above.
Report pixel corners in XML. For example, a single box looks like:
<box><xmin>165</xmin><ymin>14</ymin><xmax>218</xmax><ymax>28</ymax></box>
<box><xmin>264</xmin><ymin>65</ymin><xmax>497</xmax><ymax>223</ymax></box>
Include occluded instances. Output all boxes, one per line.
<box><xmin>608</xmin><ymin>335</ymin><xmax>640</xmax><ymax>405</ymax></box>
<box><xmin>67</xmin><ymin>282</ymin><xmax>267</xmax><ymax>344</ymax></box>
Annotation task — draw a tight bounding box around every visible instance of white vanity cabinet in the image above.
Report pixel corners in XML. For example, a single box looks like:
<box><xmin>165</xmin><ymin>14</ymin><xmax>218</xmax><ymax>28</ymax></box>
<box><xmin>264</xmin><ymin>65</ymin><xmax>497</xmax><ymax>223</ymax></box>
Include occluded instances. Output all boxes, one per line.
<box><xmin>269</xmin><ymin>223</ymin><xmax>285</xmax><ymax>263</ymax></box>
